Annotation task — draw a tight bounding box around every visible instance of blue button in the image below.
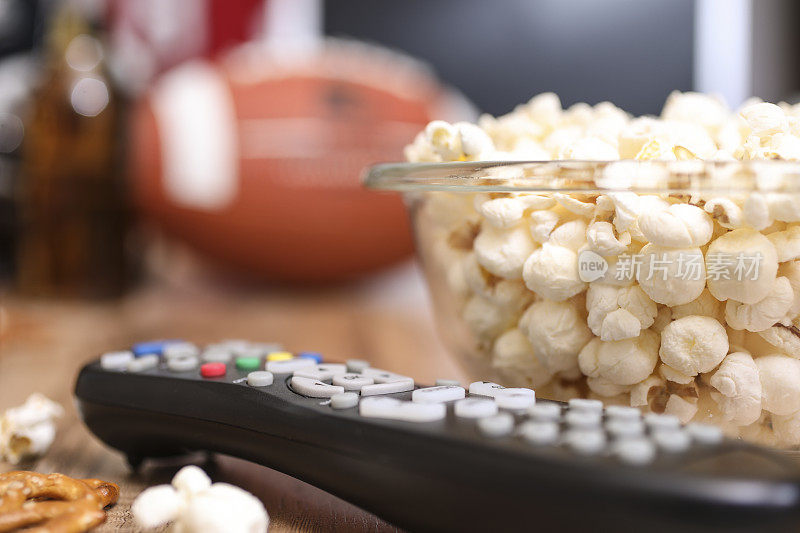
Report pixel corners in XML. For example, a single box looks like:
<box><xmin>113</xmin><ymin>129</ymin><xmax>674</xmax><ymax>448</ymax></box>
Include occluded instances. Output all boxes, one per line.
<box><xmin>298</xmin><ymin>351</ymin><xmax>323</xmax><ymax>363</ymax></box>
<box><xmin>132</xmin><ymin>340</ymin><xmax>183</xmax><ymax>357</ymax></box>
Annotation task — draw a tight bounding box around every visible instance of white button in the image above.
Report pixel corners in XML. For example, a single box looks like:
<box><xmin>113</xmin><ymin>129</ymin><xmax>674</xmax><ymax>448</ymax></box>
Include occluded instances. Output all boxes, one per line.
<box><xmin>167</xmin><ymin>356</ymin><xmax>199</xmax><ymax>372</ymax></box>
<box><xmin>101</xmin><ymin>351</ymin><xmax>134</xmax><ymax>371</ymax></box>
<box><xmin>494</xmin><ymin>389</ymin><xmax>536</xmax><ymax>410</ymax></box>
<box><xmin>468</xmin><ymin>381</ymin><xmax>506</xmax><ymax>397</ymax></box>
<box><xmin>606</xmin><ymin>419</ymin><xmax>645</xmax><ymax>439</ymax></box>
<box><xmin>250</xmin><ymin>342</ymin><xmax>283</xmax><ymax>354</ymax></box>
<box><xmin>201</xmin><ymin>348</ymin><xmax>233</xmax><ymax>363</ymax></box>
<box><xmin>332</xmin><ymin>373</ymin><xmax>375</xmax><ymax>391</ymax></box>
<box><xmin>360</xmin><ymin>379</ymin><xmax>415</xmax><ymax>397</ymax></box>
<box><xmin>267</xmin><ymin>358</ymin><xmax>316</xmax><ymax>374</ymax></box>
<box><xmin>412</xmin><ymin>386</ymin><xmax>466</xmax><ymax>404</ymax></box>
<box><xmin>527</xmin><ymin>403</ymin><xmax>562</xmax><ymax>422</ymax></box>
<box><xmin>518</xmin><ymin>420</ymin><xmax>559</xmax><ymax>446</ymax></box>
<box><xmin>359</xmin><ymin>397</ymin><xmax>445</xmax><ymax>422</ymax></box>
<box><xmin>686</xmin><ymin>423</ymin><xmax>723</xmax><ymax>445</ymax></box>
<box><xmin>247</xmin><ymin>371</ymin><xmax>274</xmax><ymax>387</ymax></box>
<box><xmin>362</xmin><ymin>368</ymin><xmax>414</xmax><ymax>384</ymax></box>
<box><xmin>435</xmin><ymin>379</ymin><xmax>461</xmax><ymax>387</ymax></box>
<box><xmin>564</xmin><ymin>429</ymin><xmax>607</xmax><ymax>455</ymax></box>
<box><xmin>644</xmin><ymin>413</ymin><xmax>680</xmax><ymax>431</ymax></box>
<box><xmin>565</xmin><ymin>410</ymin><xmax>602</xmax><ymax>428</ymax></box>
<box><xmin>477</xmin><ymin>413</ymin><xmax>515</xmax><ymax>437</ymax></box>
<box><xmin>346</xmin><ymin>359</ymin><xmax>370</xmax><ymax>373</ymax></box>
<box><xmin>652</xmin><ymin>429</ymin><xmax>691</xmax><ymax>453</ymax></box>
<box><xmin>614</xmin><ymin>438</ymin><xmax>656</xmax><ymax>465</ymax></box>
<box><xmin>454</xmin><ymin>398</ymin><xmax>498</xmax><ymax>418</ymax></box>
<box><xmin>128</xmin><ymin>354</ymin><xmax>159</xmax><ymax>373</ymax></box>
<box><xmin>331</xmin><ymin>392</ymin><xmax>359</xmax><ymax>409</ymax></box>
<box><xmin>605</xmin><ymin>406</ymin><xmax>641</xmax><ymax>421</ymax></box>
<box><xmin>163</xmin><ymin>342</ymin><xmax>199</xmax><ymax>360</ymax></box>
<box><xmin>568</xmin><ymin>399</ymin><xmax>603</xmax><ymax>413</ymax></box>
<box><xmin>291</xmin><ymin>376</ymin><xmax>345</xmax><ymax>398</ymax></box>
<box><xmin>294</xmin><ymin>364</ymin><xmax>347</xmax><ymax>381</ymax></box>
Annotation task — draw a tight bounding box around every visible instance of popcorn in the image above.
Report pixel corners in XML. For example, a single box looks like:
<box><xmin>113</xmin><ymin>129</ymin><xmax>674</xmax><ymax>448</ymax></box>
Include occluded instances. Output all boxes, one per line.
<box><xmin>724</xmin><ymin>276</ymin><xmax>794</xmax><ymax>332</ymax></box>
<box><xmin>740</xmin><ymin>102</ymin><xmax>788</xmax><ymax>137</ymax></box>
<box><xmin>0</xmin><ymin>394</ymin><xmax>63</xmax><ymax>464</ymax></box>
<box><xmin>586</xmin><ymin>221</ymin><xmax>631</xmax><ymax>256</ymax></box>
<box><xmin>637</xmin><ymin>204</ymin><xmax>714</xmax><ymax>248</ymax></box>
<box><xmin>578</xmin><ymin>330</ymin><xmax>659</xmax><ymax>386</ymax></box>
<box><xmin>755</xmin><ymin>354</ymin><xmax>800</xmax><ymax>415</ymax></box>
<box><xmin>705</xmin><ymin>229</ymin><xmax>778</xmax><ymax>305</ymax></box>
<box><xmin>586</xmin><ymin>284</ymin><xmax>656</xmax><ymax>341</ymax></box>
<box><xmin>704</xmin><ymin>198</ymin><xmax>745</xmax><ymax>230</ymax></box>
<box><xmin>523</xmin><ymin>243</ymin><xmax>586</xmax><ymax>301</ymax></box>
<box><xmin>708</xmin><ymin>352</ymin><xmax>762</xmax><ymax>426</ymax></box>
<box><xmin>658</xmin><ymin>316</ymin><xmax>728</xmax><ymax>376</ymax></box>
<box><xmin>474</xmin><ymin>223</ymin><xmax>537</xmax><ymax>279</ymax></box>
<box><xmin>636</xmin><ymin>245</ymin><xmax>706</xmax><ymax>306</ymax></box>
<box><xmin>492</xmin><ymin>329</ymin><xmax>554</xmax><ymax>389</ymax></box>
<box><xmin>518</xmin><ymin>299</ymin><xmax>592</xmax><ymax>374</ymax></box>
<box><xmin>132</xmin><ymin>465</ymin><xmax>268</xmax><ymax>533</ymax></box>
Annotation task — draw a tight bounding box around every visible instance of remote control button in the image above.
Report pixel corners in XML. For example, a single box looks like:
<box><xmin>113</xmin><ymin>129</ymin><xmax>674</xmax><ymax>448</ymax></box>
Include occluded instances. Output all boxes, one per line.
<box><xmin>235</xmin><ymin>357</ymin><xmax>261</xmax><ymax>372</ymax></box>
<box><xmin>606</xmin><ymin>419</ymin><xmax>645</xmax><ymax>439</ymax></box>
<box><xmin>435</xmin><ymin>379</ymin><xmax>461</xmax><ymax>387</ymax></box>
<box><xmin>518</xmin><ymin>420</ymin><xmax>559</xmax><ymax>446</ymax></box>
<box><xmin>412</xmin><ymin>386</ymin><xmax>466</xmax><ymax>404</ymax></box>
<box><xmin>331</xmin><ymin>392</ymin><xmax>359</xmax><ymax>409</ymax></box>
<box><xmin>298</xmin><ymin>351</ymin><xmax>323</xmax><ymax>363</ymax></box>
<box><xmin>359</xmin><ymin>397</ymin><xmax>445</xmax><ymax>422</ymax></box>
<box><xmin>247</xmin><ymin>371</ymin><xmax>274</xmax><ymax>387</ymax></box>
<box><xmin>346</xmin><ymin>359</ymin><xmax>370</xmax><ymax>373</ymax></box>
<box><xmin>652</xmin><ymin>429</ymin><xmax>691</xmax><ymax>453</ymax></box>
<box><xmin>454</xmin><ymin>398</ymin><xmax>498</xmax><ymax>419</ymax></box>
<box><xmin>565</xmin><ymin>410</ymin><xmax>602</xmax><ymax>428</ymax></box>
<box><xmin>218</xmin><ymin>339</ymin><xmax>251</xmax><ymax>353</ymax></box>
<box><xmin>568</xmin><ymin>399</ymin><xmax>603</xmax><ymax>414</ymax></box>
<box><xmin>291</xmin><ymin>376</ymin><xmax>345</xmax><ymax>398</ymax></box>
<box><xmin>494</xmin><ymin>389</ymin><xmax>535</xmax><ymax>410</ymax></box>
<box><xmin>128</xmin><ymin>354</ymin><xmax>159</xmax><ymax>373</ymax></box>
<box><xmin>294</xmin><ymin>364</ymin><xmax>347</xmax><ymax>381</ymax></box>
<box><xmin>332</xmin><ymin>373</ymin><xmax>375</xmax><ymax>391</ymax></box>
<box><xmin>527</xmin><ymin>402</ymin><xmax>562</xmax><ymax>422</ymax></box>
<box><xmin>613</xmin><ymin>438</ymin><xmax>656</xmax><ymax>465</ymax></box>
<box><xmin>360</xmin><ymin>379</ymin><xmax>415</xmax><ymax>397</ymax></box>
<box><xmin>201</xmin><ymin>362</ymin><xmax>226</xmax><ymax>378</ymax></box>
<box><xmin>163</xmin><ymin>342</ymin><xmax>199</xmax><ymax>360</ymax></box>
<box><xmin>477</xmin><ymin>413</ymin><xmax>515</xmax><ymax>438</ymax></box>
<box><xmin>564</xmin><ymin>429</ymin><xmax>607</xmax><ymax>455</ymax></box>
<box><xmin>132</xmin><ymin>340</ymin><xmax>181</xmax><ymax>357</ymax></box>
<box><xmin>686</xmin><ymin>423</ymin><xmax>724</xmax><ymax>445</ymax></box>
<box><xmin>100</xmin><ymin>350</ymin><xmax>134</xmax><ymax>371</ymax></box>
<box><xmin>605</xmin><ymin>406</ymin><xmax>641</xmax><ymax>421</ymax></box>
<box><xmin>167</xmin><ymin>356</ymin><xmax>199</xmax><ymax>372</ymax></box>
<box><xmin>362</xmin><ymin>368</ymin><xmax>413</xmax><ymax>384</ymax></box>
<box><xmin>267</xmin><ymin>351</ymin><xmax>294</xmax><ymax>362</ymax></box>
<box><xmin>250</xmin><ymin>342</ymin><xmax>283</xmax><ymax>354</ymax></box>
<box><xmin>468</xmin><ymin>381</ymin><xmax>506</xmax><ymax>397</ymax></box>
<box><xmin>267</xmin><ymin>358</ymin><xmax>316</xmax><ymax>374</ymax></box>
<box><xmin>644</xmin><ymin>413</ymin><xmax>680</xmax><ymax>431</ymax></box>
<box><xmin>201</xmin><ymin>348</ymin><xmax>233</xmax><ymax>363</ymax></box>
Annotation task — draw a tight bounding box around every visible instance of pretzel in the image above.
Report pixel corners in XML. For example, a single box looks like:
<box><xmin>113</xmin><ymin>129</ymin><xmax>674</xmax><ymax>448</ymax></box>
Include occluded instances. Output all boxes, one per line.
<box><xmin>0</xmin><ymin>471</ymin><xmax>119</xmax><ymax>533</ymax></box>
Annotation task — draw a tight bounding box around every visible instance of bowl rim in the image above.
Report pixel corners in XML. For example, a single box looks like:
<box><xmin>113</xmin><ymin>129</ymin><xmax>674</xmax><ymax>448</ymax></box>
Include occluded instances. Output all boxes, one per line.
<box><xmin>363</xmin><ymin>160</ymin><xmax>800</xmax><ymax>194</ymax></box>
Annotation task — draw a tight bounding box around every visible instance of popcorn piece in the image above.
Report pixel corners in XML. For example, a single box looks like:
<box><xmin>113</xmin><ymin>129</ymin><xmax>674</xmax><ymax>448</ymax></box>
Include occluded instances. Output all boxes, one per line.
<box><xmin>528</xmin><ymin>209</ymin><xmax>561</xmax><ymax>243</ymax></box>
<box><xmin>519</xmin><ymin>299</ymin><xmax>592</xmax><ymax>374</ymax></box>
<box><xmin>740</xmin><ymin>102</ymin><xmax>789</xmax><ymax>137</ymax></box>
<box><xmin>671</xmin><ymin>289</ymin><xmax>724</xmax><ymax>322</ymax></box>
<box><xmin>767</xmin><ymin>225</ymin><xmax>800</xmax><ymax>262</ymax></box>
<box><xmin>559</xmin><ymin>137</ymin><xmax>618</xmax><ymax>160</ymax></box>
<box><xmin>630</xmin><ymin>374</ymin><xmax>666</xmax><ymax>408</ymax></box>
<box><xmin>755</xmin><ymin>354</ymin><xmax>800</xmax><ymax>415</ymax></box>
<box><xmin>586</xmin><ymin>284</ymin><xmax>657</xmax><ymax>341</ymax></box>
<box><xmin>659</xmin><ymin>316</ymin><xmax>729</xmax><ymax>376</ymax></box>
<box><xmin>779</xmin><ymin>260</ymin><xmax>800</xmax><ymax>318</ymax></box>
<box><xmin>586</xmin><ymin>221</ymin><xmax>631</xmax><ymax>256</ymax></box>
<box><xmin>664</xmin><ymin>395</ymin><xmax>698</xmax><ymax>424</ymax></box>
<box><xmin>704</xmin><ymin>198</ymin><xmax>745</xmax><ymax>230</ymax></box>
<box><xmin>132</xmin><ymin>465</ymin><xmax>269</xmax><ymax>533</ymax></box>
<box><xmin>638</xmin><ymin>204</ymin><xmax>714</xmax><ymax>248</ymax></box>
<box><xmin>772</xmin><ymin>411</ymin><xmax>800</xmax><ymax>446</ymax></box>
<box><xmin>479</xmin><ymin>195</ymin><xmax>555</xmax><ymax>229</ymax></box>
<box><xmin>706</xmin><ymin>229</ymin><xmax>779</xmax><ymax>304</ymax></box>
<box><xmin>474</xmin><ymin>223</ymin><xmax>537</xmax><ymax>279</ymax></box>
<box><xmin>725</xmin><ymin>276</ymin><xmax>794</xmax><ymax>332</ymax></box>
<box><xmin>553</xmin><ymin>193</ymin><xmax>595</xmax><ymax>218</ymax></box>
<box><xmin>758</xmin><ymin>325</ymin><xmax>800</xmax><ymax>359</ymax></box>
<box><xmin>659</xmin><ymin>364</ymin><xmax>694</xmax><ymax>385</ymax></box>
<box><xmin>522</xmin><ymin>243</ymin><xmax>586</xmax><ymax>301</ymax></box>
<box><xmin>0</xmin><ymin>393</ymin><xmax>63</xmax><ymax>464</ymax></box>
<box><xmin>549</xmin><ymin>219</ymin><xmax>588</xmax><ymax>251</ymax></box>
<box><xmin>708</xmin><ymin>352</ymin><xmax>762</xmax><ymax>426</ymax></box>
<box><xmin>661</xmin><ymin>91</ymin><xmax>729</xmax><ymax>134</ymax></box>
<box><xmin>462</xmin><ymin>295</ymin><xmax>517</xmax><ymax>342</ymax></box>
<box><xmin>587</xmin><ymin>376</ymin><xmax>631</xmax><ymax>397</ymax></box>
<box><xmin>492</xmin><ymin>329</ymin><xmax>554</xmax><ymax>389</ymax></box>
<box><xmin>578</xmin><ymin>330</ymin><xmax>659</xmax><ymax>386</ymax></box>
<box><xmin>636</xmin><ymin>244</ymin><xmax>706</xmax><ymax>306</ymax></box>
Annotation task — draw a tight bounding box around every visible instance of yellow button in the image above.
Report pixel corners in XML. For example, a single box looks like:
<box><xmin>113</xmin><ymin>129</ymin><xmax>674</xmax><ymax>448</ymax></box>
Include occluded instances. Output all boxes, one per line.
<box><xmin>267</xmin><ymin>351</ymin><xmax>293</xmax><ymax>361</ymax></box>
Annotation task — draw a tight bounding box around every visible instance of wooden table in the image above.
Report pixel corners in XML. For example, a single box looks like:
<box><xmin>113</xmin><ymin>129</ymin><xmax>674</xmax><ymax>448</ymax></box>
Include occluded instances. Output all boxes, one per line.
<box><xmin>0</xmin><ymin>263</ymin><xmax>466</xmax><ymax>531</ymax></box>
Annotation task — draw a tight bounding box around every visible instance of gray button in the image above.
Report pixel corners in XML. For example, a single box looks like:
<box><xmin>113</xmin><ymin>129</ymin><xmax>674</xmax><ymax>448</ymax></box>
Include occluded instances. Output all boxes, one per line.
<box><xmin>100</xmin><ymin>350</ymin><xmax>134</xmax><ymax>371</ymax></box>
<box><xmin>564</xmin><ymin>429</ymin><xmax>607</xmax><ymax>455</ymax></box>
<box><xmin>346</xmin><ymin>359</ymin><xmax>370</xmax><ymax>373</ymax></box>
<box><xmin>332</xmin><ymin>373</ymin><xmax>375</xmax><ymax>391</ymax></box>
<box><xmin>412</xmin><ymin>385</ymin><xmax>465</xmax><ymax>404</ymax></box>
<box><xmin>652</xmin><ymin>429</ymin><xmax>691</xmax><ymax>453</ymax></box>
<box><xmin>614</xmin><ymin>438</ymin><xmax>656</xmax><ymax>465</ymax></box>
<box><xmin>291</xmin><ymin>376</ymin><xmax>345</xmax><ymax>398</ymax></box>
<box><xmin>568</xmin><ymin>398</ymin><xmax>604</xmax><ymax>413</ymax></box>
<box><xmin>435</xmin><ymin>379</ymin><xmax>461</xmax><ymax>387</ymax></box>
<box><xmin>518</xmin><ymin>420</ymin><xmax>559</xmax><ymax>446</ymax></box>
<box><xmin>565</xmin><ymin>410</ymin><xmax>602</xmax><ymax>428</ymax></box>
<box><xmin>527</xmin><ymin>403</ymin><xmax>562</xmax><ymax>422</ymax></box>
<box><xmin>201</xmin><ymin>348</ymin><xmax>233</xmax><ymax>363</ymax></box>
<box><xmin>606</xmin><ymin>419</ymin><xmax>645</xmax><ymax>439</ymax></box>
<box><xmin>331</xmin><ymin>392</ymin><xmax>359</xmax><ymax>409</ymax></box>
<box><xmin>495</xmin><ymin>389</ymin><xmax>536</xmax><ymax>410</ymax></box>
<box><xmin>644</xmin><ymin>413</ymin><xmax>680</xmax><ymax>431</ymax></box>
<box><xmin>128</xmin><ymin>354</ymin><xmax>159</xmax><ymax>373</ymax></box>
<box><xmin>454</xmin><ymin>398</ymin><xmax>498</xmax><ymax>419</ymax></box>
<box><xmin>247</xmin><ymin>371</ymin><xmax>274</xmax><ymax>387</ymax></box>
<box><xmin>163</xmin><ymin>342</ymin><xmax>199</xmax><ymax>360</ymax></box>
<box><xmin>605</xmin><ymin>406</ymin><xmax>641</xmax><ymax>421</ymax></box>
<box><xmin>477</xmin><ymin>413</ymin><xmax>515</xmax><ymax>438</ymax></box>
<box><xmin>686</xmin><ymin>423</ymin><xmax>724</xmax><ymax>445</ymax></box>
<box><xmin>167</xmin><ymin>356</ymin><xmax>199</xmax><ymax>372</ymax></box>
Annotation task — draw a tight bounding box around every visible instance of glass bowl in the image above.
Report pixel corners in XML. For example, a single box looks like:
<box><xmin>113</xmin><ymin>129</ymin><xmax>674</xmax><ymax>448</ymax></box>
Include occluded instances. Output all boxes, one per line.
<box><xmin>365</xmin><ymin>159</ymin><xmax>800</xmax><ymax>449</ymax></box>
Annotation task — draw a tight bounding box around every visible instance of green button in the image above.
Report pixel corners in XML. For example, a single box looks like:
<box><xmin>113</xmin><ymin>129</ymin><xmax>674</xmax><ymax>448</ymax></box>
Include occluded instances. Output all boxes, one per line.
<box><xmin>236</xmin><ymin>357</ymin><xmax>261</xmax><ymax>371</ymax></box>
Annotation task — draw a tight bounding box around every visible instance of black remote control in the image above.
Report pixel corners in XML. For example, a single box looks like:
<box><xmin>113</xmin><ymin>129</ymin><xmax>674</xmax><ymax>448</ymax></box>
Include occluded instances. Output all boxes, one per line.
<box><xmin>75</xmin><ymin>340</ymin><xmax>800</xmax><ymax>532</ymax></box>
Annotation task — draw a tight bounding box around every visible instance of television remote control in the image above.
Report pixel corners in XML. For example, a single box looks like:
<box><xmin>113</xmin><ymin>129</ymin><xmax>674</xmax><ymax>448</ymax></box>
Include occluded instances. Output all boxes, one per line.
<box><xmin>75</xmin><ymin>340</ymin><xmax>800</xmax><ymax>532</ymax></box>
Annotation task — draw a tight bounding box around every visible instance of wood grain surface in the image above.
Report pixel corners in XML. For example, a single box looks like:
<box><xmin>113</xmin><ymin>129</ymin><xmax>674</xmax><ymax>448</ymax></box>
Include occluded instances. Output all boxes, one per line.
<box><xmin>0</xmin><ymin>263</ymin><xmax>466</xmax><ymax>532</ymax></box>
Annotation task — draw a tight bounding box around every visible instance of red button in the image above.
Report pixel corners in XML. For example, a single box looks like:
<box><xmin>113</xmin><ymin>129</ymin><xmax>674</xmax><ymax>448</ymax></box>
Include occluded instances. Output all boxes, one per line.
<box><xmin>201</xmin><ymin>362</ymin><xmax>226</xmax><ymax>378</ymax></box>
